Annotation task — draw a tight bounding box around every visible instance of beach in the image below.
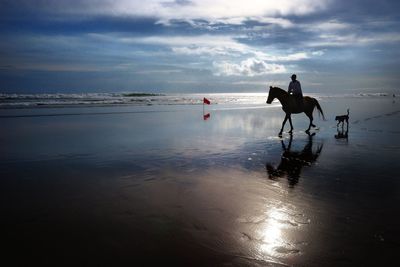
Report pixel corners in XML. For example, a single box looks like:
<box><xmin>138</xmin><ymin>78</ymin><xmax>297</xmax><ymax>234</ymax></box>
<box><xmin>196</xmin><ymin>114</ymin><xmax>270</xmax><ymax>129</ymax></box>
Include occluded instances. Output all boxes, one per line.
<box><xmin>1</xmin><ymin>94</ymin><xmax>399</xmax><ymax>266</ymax></box>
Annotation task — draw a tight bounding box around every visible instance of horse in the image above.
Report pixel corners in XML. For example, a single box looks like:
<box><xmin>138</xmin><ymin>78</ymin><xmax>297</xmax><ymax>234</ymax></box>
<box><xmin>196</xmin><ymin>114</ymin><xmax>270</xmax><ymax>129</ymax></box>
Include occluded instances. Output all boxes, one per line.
<box><xmin>266</xmin><ymin>133</ymin><xmax>323</xmax><ymax>187</ymax></box>
<box><xmin>266</xmin><ymin>86</ymin><xmax>325</xmax><ymax>136</ymax></box>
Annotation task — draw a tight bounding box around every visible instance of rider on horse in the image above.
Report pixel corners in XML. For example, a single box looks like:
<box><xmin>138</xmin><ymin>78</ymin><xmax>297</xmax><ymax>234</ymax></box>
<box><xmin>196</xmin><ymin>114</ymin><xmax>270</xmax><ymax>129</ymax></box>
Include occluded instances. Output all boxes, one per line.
<box><xmin>288</xmin><ymin>74</ymin><xmax>303</xmax><ymax>111</ymax></box>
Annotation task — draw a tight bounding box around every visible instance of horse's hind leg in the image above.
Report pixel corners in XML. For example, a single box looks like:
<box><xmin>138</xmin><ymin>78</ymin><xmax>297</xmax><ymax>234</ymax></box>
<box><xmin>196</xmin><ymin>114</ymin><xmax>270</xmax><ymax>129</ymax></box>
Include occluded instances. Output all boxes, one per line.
<box><xmin>305</xmin><ymin>112</ymin><xmax>315</xmax><ymax>132</ymax></box>
<box><xmin>310</xmin><ymin>117</ymin><xmax>316</xmax><ymax>128</ymax></box>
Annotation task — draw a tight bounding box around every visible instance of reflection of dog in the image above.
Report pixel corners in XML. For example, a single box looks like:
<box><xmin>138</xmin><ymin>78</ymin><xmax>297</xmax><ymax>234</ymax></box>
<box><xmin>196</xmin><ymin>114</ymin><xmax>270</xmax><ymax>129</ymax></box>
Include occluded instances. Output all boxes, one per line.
<box><xmin>335</xmin><ymin>109</ymin><xmax>349</xmax><ymax>127</ymax></box>
<box><xmin>335</xmin><ymin>124</ymin><xmax>348</xmax><ymax>140</ymax></box>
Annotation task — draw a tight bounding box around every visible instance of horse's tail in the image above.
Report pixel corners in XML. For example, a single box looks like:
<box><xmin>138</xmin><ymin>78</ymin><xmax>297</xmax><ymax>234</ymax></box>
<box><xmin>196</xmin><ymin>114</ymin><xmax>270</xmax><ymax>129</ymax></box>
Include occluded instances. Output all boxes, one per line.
<box><xmin>314</xmin><ymin>98</ymin><xmax>326</xmax><ymax>120</ymax></box>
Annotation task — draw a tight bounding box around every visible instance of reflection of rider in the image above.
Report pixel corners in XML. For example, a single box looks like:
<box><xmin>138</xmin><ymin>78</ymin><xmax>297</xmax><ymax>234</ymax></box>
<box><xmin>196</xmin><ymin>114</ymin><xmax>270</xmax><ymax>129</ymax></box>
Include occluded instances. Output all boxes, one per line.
<box><xmin>288</xmin><ymin>74</ymin><xmax>303</xmax><ymax>109</ymax></box>
<box><xmin>266</xmin><ymin>133</ymin><xmax>323</xmax><ymax>187</ymax></box>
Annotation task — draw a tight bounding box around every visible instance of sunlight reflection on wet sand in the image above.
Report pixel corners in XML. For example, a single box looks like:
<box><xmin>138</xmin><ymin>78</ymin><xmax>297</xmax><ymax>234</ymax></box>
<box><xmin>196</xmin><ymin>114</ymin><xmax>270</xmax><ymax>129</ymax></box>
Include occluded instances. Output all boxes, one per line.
<box><xmin>260</xmin><ymin>208</ymin><xmax>288</xmax><ymax>257</ymax></box>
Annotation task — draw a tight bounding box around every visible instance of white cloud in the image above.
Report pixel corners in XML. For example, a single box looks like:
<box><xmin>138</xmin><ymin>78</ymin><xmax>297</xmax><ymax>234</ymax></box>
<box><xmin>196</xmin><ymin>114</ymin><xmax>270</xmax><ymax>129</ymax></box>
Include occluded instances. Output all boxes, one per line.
<box><xmin>200</xmin><ymin>16</ymin><xmax>294</xmax><ymax>28</ymax></box>
<box><xmin>261</xmin><ymin>52</ymin><xmax>310</xmax><ymax>61</ymax></box>
<box><xmin>89</xmin><ymin>32</ymin><xmax>322</xmax><ymax>68</ymax></box>
<box><xmin>214</xmin><ymin>58</ymin><xmax>286</xmax><ymax>76</ymax></box>
<box><xmin>306</xmin><ymin>32</ymin><xmax>400</xmax><ymax>47</ymax></box>
<box><xmin>211</xmin><ymin>17</ymin><xmax>248</xmax><ymax>26</ymax></box>
<box><xmin>89</xmin><ymin>33</ymin><xmax>251</xmax><ymax>56</ymax></box>
<box><xmin>124</xmin><ymin>35</ymin><xmax>247</xmax><ymax>50</ymax></box>
<box><xmin>172</xmin><ymin>46</ymin><xmax>234</xmax><ymax>56</ymax></box>
<box><xmin>231</xmin><ymin>80</ymin><xmax>270</xmax><ymax>85</ymax></box>
<box><xmin>358</xmin><ymin>33</ymin><xmax>400</xmax><ymax>45</ymax></box>
<box><xmin>141</xmin><ymin>35</ymin><xmax>315</xmax><ymax>62</ymax></box>
<box><xmin>255</xmin><ymin>17</ymin><xmax>294</xmax><ymax>28</ymax></box>
<box><xmin>311</xmin><ymin>50</ymin><xmax>325</xmax><ymax>56</ymax></box>
<box><xmin>297</xmin><ymin>18</ymin><xmax>400</xmax><ymax>48</ymax></box>
<box><xmin>30</xmin><ymin>0</ymin><xmax>331</xmax><ymax>25</ymax></box>
<box><xmin>134</xmin><ymin>69</ymin><xmax>183</xmax><ymax>74</ymax></box>
<box><xmin>93</xmin><ymin>0</ymin><xmax>328</xmax><ymax>18</ymax></box>
<box><xmin>253</xmin><ymin>50</ymin><xmax>326</xmax><ymax>62</ymax></box>
<box><xmin>306</xmin><ymin>19</ymin><xmax>352</xmax><ymax>32</ymax></box>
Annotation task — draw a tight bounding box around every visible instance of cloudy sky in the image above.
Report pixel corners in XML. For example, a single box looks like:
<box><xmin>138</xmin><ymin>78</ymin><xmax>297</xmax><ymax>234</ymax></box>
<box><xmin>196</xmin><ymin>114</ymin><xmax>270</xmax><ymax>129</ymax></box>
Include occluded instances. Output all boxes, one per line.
<box><xmin>1</xmin><ymin>0</ymin><xmax>399</xmax><ymax>93</ymax></box>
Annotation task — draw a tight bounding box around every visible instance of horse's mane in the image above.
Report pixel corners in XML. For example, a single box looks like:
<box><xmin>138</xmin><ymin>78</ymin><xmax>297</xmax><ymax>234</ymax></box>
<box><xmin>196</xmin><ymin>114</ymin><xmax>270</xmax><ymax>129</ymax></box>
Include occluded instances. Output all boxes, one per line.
<box><xmin>270</xmin><ymin>86</ymin><xmax>288</xmax><ymax>96</ymax></box>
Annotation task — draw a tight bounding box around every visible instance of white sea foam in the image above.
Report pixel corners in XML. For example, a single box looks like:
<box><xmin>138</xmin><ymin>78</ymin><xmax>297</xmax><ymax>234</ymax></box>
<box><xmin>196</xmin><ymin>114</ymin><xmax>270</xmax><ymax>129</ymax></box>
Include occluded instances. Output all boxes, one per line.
<box><xmin>0</xmin><ymin>92</ymin><xmax>391</xmax><ymax>109</ymax></box>
<box><xmin>0</xmin><ymin>92</ymin><xmax>269</xmax><ymax>108</ymax></box>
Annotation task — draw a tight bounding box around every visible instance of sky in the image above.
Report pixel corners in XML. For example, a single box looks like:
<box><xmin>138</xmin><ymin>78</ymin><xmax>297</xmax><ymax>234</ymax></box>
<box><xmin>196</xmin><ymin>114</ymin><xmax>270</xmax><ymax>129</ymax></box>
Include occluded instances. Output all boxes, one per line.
<box><xmin>1</xmin><ymin>0</ymin><xmax>400</xmax><ymax>94</ymax></box>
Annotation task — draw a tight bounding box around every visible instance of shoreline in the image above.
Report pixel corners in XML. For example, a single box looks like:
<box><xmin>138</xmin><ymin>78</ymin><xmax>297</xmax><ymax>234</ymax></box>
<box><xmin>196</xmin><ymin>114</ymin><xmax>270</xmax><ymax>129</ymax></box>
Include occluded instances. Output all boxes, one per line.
<box><xmin>0</xmin><ymin>92</ymin><xmax>395</xmax><ymax>110</ymax></box>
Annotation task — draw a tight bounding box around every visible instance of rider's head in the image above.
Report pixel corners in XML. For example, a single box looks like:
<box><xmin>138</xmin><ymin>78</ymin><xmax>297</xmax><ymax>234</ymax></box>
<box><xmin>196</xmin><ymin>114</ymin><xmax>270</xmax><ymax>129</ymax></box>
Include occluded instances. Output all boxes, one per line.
<box><xmin>291</xmin><ymin>74</ymin><xmax>297</xmax><ymax>81</ymax></box>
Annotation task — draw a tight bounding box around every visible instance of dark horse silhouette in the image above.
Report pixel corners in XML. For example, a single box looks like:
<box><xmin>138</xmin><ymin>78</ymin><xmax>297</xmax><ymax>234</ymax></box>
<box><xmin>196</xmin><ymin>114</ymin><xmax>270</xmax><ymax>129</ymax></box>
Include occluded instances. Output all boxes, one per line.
<box><xmin>266</xmin><ymin>133</ymin><xmax>323</xmax><ymax>187</ymax></box>
<box><xmin>266</xmin><ymin>86</ymin><xmax>325</xmax><ymax>136</ymax></box>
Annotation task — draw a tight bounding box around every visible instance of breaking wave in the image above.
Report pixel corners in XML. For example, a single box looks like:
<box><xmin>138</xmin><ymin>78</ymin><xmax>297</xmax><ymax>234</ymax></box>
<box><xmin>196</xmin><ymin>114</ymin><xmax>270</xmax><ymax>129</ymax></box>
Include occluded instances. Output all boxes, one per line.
<box><xmin>0</xmin><ymin>91</ymin><xmax>391</xmax><ymax>109</ymax></box>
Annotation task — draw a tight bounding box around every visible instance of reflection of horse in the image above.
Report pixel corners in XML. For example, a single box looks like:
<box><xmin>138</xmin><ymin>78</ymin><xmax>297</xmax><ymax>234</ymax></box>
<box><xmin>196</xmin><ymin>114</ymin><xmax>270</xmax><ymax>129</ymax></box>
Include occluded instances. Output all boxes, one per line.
<box><xmin>266</xmin><ymin>86</ymin><xmax>325</xmax><ymax>136</ymax></box>
<box><xmin>266</xmin><ymin>133</ymin><xmax>323</xmax><ymax>187</ymax></box>
<box><xmin>335</xmin><ymin>123</ymin><xmax>348</xmax><ymax>140</ymax></box>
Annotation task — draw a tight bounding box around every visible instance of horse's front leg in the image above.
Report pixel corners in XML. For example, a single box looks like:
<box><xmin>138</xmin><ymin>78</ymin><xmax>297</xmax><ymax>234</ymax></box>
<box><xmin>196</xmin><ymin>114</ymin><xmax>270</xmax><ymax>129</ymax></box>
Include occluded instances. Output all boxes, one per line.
<box><xmin>288</xmin><ymin>115</ymin><xmax>293</xmax><ymax>134</ymax></box>
<box><xmin>279</xmin><ymin>114</ymin><xmax>289</xmax><ymax>136</ymax></box>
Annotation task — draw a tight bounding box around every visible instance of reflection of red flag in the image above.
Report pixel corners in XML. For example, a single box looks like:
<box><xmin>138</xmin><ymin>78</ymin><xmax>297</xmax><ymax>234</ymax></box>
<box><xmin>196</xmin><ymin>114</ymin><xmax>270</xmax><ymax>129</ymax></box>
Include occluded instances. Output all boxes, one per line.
<box><xmin>203</xmin><ymin>97</ymin><xmax>211</xmax><ymax>105</ymax></box>
<box><xmin>203</xmin><ymin>113</ymin><xmax>211</xmax><ymax>120</ymax></box>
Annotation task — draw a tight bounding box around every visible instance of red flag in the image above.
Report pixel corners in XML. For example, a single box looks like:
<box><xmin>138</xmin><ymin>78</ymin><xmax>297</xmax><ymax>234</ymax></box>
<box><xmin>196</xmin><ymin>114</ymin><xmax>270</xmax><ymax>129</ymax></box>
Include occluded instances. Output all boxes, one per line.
<box><xmin>203</xmin><ymin>97</ymin><xmax>211</xmax><ymax>105</ymax></box>
<box><xmin>203</xmin><ymin>113</ymin><xmax>211</xmax><ymax>120</ymax></box>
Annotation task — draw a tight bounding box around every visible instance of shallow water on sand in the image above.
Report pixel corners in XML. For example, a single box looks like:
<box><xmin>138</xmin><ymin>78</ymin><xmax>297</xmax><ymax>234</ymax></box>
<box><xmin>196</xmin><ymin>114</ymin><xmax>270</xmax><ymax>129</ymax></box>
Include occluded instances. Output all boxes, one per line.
<box><xmin>1</xmin><ymin>96</ymin><xmax>399</xmax><ymax>266</ymax></box>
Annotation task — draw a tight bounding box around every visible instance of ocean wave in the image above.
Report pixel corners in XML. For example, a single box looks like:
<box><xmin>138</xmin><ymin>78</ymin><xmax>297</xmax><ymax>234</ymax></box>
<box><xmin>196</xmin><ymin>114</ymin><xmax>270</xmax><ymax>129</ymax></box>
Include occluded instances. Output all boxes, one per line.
<box><xmin>0</xmin><ymin>92</ymin><xmax>271</xmax><ymax>108</ymax></box>
<box><xmin>0</xmin><ymin>91</ymin><xmax>392</xmax><ymax>109</ymax></box>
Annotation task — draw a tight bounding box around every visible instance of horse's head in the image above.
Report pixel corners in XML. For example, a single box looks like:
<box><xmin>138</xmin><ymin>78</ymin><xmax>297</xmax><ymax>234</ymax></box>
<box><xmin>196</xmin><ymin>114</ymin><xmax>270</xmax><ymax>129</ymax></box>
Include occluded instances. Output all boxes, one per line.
<box><xmin>266</xmin><ymin>86</ymin><xmax>278</xmax><ymax>104</ymax></box>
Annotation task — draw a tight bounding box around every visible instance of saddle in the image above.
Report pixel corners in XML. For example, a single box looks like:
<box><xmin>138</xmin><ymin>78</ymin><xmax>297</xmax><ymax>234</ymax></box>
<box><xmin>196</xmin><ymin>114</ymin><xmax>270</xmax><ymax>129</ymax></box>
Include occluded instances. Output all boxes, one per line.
<box><xmin>290</xmin><ymin>96</ymin><xmax>304</xmax><ymax>112</ymax></box>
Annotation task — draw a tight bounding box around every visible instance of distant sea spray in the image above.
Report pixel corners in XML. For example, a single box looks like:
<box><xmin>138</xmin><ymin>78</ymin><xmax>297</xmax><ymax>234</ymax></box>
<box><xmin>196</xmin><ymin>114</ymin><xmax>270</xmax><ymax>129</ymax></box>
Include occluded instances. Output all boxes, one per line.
<box><xmin>0</xmin><ymin>92</ymin><xmax>269</xmax><ymax>108</ymax></box>
<box><xmin>0</xmin><ymin>92</ymin><xmax>390</xmax><ymax>109</ymax></box>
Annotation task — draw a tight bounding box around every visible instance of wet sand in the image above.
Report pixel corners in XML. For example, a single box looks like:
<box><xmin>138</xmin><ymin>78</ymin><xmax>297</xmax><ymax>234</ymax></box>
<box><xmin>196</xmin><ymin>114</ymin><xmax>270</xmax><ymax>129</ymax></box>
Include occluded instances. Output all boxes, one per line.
<box><xmin>1</xmin><ymin>96</ymin><xmax>399</xmax><ymax>266</ymax></box>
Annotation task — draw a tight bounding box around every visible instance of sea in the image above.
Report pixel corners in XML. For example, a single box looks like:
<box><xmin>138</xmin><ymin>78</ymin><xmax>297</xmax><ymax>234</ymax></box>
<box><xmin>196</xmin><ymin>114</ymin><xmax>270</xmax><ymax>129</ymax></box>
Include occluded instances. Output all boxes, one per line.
<box><xmin>0</xmin><ymin>91</ymin><xmax>391</xmax><ymax>109</ymax></box>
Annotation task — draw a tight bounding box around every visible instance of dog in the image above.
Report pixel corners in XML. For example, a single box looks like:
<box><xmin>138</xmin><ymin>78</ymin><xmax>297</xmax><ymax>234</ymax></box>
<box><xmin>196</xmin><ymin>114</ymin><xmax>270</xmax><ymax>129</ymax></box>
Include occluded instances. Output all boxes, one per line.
<box><xmin>335</xmin><ymin>109</ymin><xmax>349</xmax><ymax>127</ymax></box>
